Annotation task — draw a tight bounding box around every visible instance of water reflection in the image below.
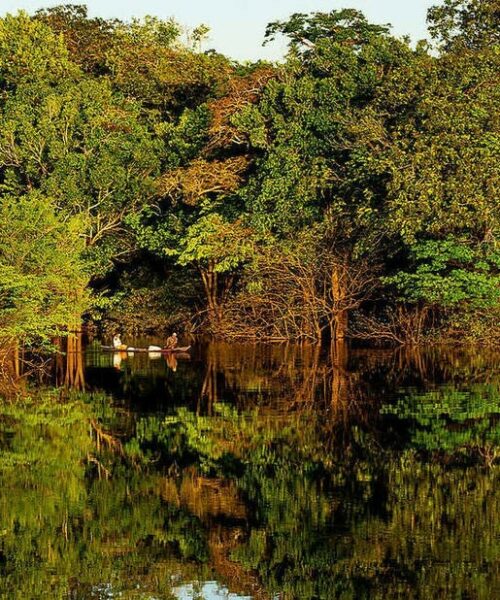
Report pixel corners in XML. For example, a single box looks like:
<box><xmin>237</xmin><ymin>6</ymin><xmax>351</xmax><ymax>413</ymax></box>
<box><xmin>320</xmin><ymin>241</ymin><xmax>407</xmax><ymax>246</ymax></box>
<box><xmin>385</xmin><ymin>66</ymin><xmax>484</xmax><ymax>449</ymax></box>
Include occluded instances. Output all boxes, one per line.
<box><xmin>84</xmin><ymin>340</ymin><xmax>372</xmax><ymax>419</ymax></box>
<box><xmin>0</xmin><ymin>341</ymin><xmax>498</xmax><ymax>599</ymax></box>
<box><xmin>174</xmin><ymin>582</ymin><xmax>252</xmax><ymax>600</ymax></box>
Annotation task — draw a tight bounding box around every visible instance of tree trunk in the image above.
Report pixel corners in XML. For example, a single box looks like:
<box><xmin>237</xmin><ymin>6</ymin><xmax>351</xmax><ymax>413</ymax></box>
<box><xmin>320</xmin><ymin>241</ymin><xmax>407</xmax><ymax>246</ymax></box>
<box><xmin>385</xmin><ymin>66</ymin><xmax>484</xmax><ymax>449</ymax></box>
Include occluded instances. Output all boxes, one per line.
<box><xmin>200</xmin><ymin>262</ymin><xmax>223</xmax><ymax>326</ymax></box>
<box><xmin>13</xmin><ymin>340</ymin><xmax>20</xmax><ymax>378</ymax></box>
<box><xmin>331</xmin><ymin>264</ymin><xmax>348</xmax><ymax>340</ymax></box>
<box><xmin>65</xmin><ymin>330</ymin><xmax>85</xmax><ymax>390</ymax></box>
<box><xmin>333</xmin><ymin>310</ymin><xmax>348</xmax><ymax>340</ymax></box>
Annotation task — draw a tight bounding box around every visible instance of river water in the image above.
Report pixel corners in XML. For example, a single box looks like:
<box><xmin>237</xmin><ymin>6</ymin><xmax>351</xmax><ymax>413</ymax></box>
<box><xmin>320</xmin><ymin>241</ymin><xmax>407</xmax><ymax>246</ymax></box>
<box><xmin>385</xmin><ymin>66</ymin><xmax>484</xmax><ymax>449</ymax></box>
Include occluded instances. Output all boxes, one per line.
<box><xmin>0</xmin><ymin>340</ymin><xmax>499</xmax><ymax>599</ymax></box>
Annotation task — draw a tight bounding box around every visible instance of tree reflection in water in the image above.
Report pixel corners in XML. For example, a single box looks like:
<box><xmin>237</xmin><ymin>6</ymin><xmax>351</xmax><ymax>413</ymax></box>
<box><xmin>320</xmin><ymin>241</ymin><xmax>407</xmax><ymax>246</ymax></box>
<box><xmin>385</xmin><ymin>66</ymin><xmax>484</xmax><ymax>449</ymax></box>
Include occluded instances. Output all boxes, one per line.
<box><xmin>0</xmin><ymin>341</ymin><xmax>498</xmax><ymax>599</ymax></box>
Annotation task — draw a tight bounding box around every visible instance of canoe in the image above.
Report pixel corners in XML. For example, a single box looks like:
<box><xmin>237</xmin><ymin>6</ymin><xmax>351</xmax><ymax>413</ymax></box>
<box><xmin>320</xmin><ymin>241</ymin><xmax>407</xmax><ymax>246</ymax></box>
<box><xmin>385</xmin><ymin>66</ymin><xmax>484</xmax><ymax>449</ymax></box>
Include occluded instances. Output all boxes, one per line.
<box><xmin>101</xmin><ymin>345</ymin><xmax>191</xmax><ymax>354</ymax></box>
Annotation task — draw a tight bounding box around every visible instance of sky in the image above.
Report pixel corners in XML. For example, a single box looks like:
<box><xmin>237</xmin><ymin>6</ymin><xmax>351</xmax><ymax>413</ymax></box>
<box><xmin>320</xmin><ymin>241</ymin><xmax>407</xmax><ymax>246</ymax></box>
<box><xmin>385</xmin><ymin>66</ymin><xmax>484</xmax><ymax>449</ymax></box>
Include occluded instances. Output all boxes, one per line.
<box><xmin>0</xmin><ymin>0</ymin><xmax>439</xmax><ymax>61</ymax></box>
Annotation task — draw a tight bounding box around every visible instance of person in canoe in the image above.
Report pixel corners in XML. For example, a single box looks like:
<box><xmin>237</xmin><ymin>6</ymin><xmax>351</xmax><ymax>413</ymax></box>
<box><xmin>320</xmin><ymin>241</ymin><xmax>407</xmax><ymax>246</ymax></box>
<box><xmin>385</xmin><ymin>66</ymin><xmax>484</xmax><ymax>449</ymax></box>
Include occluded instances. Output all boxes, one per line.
<box><xmin>165</xmin><ymin>332</ymin><xmax>178</xmax><ymax>350</ymax></box>
<box><xmin>113</xmin><ymin>334</ymin><xmax>127</xmax><ymax>350</ymax></box>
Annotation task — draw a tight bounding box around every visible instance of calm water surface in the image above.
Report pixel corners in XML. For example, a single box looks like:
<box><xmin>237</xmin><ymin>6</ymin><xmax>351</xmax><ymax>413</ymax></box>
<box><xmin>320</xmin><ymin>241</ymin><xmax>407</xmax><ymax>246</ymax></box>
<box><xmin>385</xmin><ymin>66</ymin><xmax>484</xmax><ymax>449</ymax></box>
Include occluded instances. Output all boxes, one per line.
<box><xmin>0</xmin><ymin>340</ymin><xmax>499</xmax><ymax>599</ymax></box>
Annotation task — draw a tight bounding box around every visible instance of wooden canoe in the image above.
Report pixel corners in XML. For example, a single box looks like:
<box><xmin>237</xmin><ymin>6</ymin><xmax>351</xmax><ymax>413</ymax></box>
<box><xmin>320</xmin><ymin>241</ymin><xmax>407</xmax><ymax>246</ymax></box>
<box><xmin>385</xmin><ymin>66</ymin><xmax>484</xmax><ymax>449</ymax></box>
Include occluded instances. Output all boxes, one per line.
<box><xmin>101</xmin><ymin>345</ymin><xmax>191</xmax><ymax>354</ymax></box>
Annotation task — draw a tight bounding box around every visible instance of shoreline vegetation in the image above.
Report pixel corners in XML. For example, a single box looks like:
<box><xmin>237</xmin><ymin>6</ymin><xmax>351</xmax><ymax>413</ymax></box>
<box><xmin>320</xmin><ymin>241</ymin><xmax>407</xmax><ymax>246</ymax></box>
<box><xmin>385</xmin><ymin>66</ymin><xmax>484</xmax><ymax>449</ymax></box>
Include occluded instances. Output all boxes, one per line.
<box><xmin>0</xmin><ymin>1</ymin><xmax>499</xmax><ymax>358</ymax></box>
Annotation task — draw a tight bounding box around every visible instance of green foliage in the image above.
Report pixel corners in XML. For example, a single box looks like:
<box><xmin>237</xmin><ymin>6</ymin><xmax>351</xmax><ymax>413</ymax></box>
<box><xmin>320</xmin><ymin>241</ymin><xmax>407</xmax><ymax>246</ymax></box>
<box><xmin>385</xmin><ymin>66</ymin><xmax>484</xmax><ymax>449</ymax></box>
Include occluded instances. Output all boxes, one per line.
<box><xmin>384</xmin><ymin>239</ymin><xmax>500</xmax><ymax>309</ymax></box>
<box><xmin>35</xmin><ymin>4</ymin><xmax>118</xmax><ymax>75</ymax></box>
<box><xmin>373</xmin><ymin>48</ymin><xmax>500</xmax><ymax>245</ymax></box>
<box><xmin>104</xmin><ymin>15</ymin><xmax>231</xmax><ymax>118</ymax></box>
<box><xmin>265</xmin><ymin>9</ymin><xmax>391</xmax><ymax>57</ymax></box>
<box><xmin>0</xmin><ymin>74</ymin><xmax>161</xmax><ymax>274</ymax></box>
<box><xmin>0</xmin><ymin>192</ymin><xmax>89</xmax><ymax>344</ymax></box>
<box><xmin>0</xmin><ymin>11</ymin><xmax>77</xmax><ymax>88</ymax></box>
<box><xmin>0</xmin><ymin>3</ymin><xmax>499</xmax><ymax>343</ymax></box>
<box><xmin>176</xmin><ymin>213</ymin><xmax>255</xmax><ymax>273</ymax></box>
<box><xmin>244</xmin><ymin>10</ymin><xmax>411</xmax><ymax>245</ymax></box>
<box><xmin>115</xmin><ymin>14</ymin><xmax>182</xmax><ymax>48</ymax></box>
<box><xmin>428</xmin><ymin>0</ymin><xmax>500</xmax><ymax>50</ymax></box>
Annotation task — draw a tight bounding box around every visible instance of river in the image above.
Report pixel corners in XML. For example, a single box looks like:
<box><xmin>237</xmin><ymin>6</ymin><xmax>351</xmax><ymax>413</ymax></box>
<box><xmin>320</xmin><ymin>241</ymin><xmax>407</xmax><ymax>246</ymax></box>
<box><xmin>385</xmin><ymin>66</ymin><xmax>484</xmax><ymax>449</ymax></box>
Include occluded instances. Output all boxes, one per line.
<box><xmin>0</xmin><ymin>340</ymin><xmax>498</xmax><ymax>599</ymax></box>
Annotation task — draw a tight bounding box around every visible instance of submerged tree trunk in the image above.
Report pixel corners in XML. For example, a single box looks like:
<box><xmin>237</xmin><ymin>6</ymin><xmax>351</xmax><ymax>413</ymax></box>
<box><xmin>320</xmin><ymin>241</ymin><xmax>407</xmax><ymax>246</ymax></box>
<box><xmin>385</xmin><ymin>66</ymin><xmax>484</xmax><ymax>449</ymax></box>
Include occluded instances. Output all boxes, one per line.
<box><xmin>65</xmin><ymin>330</ymin><xmax>85</xmax><ymax>390</ymax></box>
<box><xmin>200</xmin><ymin>261</ymin><xmax>231</xmax><ymax>327</ymax></box>
<box><xmin>332</xmin><ymin>310</ymin><xmax>348</xmax><ymax>341</ymax></box>
<box><xmin>330</xmin><ymin>263</ymin><xmax>348</xmax><ymax>341</ymax></box>
<box><xmin>13</xmin><ymin>340</ymin><xmax>20</xmax><ymax>378</ymax></box>
<box><xmin>200</xmin><ymin>263</ymin><xmax>219</xmax><ymax>323</ymax></box>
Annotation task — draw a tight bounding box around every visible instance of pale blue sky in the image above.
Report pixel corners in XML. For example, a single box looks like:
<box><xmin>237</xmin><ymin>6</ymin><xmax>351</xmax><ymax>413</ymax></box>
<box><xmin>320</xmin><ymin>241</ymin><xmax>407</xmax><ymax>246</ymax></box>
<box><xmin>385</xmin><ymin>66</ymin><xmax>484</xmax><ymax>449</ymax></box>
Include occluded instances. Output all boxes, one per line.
<box><xmin>0</xmin><ymin>0</ymin><xmax>439</xmax><ymax>61</ymax></box>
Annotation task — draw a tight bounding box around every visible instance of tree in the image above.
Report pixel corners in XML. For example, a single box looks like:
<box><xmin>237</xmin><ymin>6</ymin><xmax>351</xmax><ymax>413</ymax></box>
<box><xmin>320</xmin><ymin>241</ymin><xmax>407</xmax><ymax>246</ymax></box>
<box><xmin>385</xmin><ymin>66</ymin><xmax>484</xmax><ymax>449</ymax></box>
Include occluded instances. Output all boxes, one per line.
<box><xmin>345</xmin><ymin>4</ymin><xmax>500</xmax><ymax>339</ymax></box>
<box><xmin>127</xmin><ymin>64</ymin><xmax>275</xmax><ymax>331</ymax></box>
<box><xmin>0</xmin><ymin>11</ymin><xmax>163</xmax><ymax>278</ymax></box>
<box><xmin>0</xmin><ymin>11</ymin><xmax>77</xmax><ymax>89</ymax></box>
<box><xmin>103</xmin><ymin>15</ymin><xmax>232</xmax><ymax>119</ymax></box>
<box><xmin>235</xmin><ymin>10</ymin><xmax>410</xmax><ymax>339</ymax></box>
<box><xmin>373</xmin><ymin>50</ymin><xmax>500</xmax><ymax>244</ymax></box>
<box><xmin>173</xmin><ymin>213</ymin><xmax>255</xmax><ymax>325</ymax></box>
<box><xmin>35</xmin><ymin>4</ymin><xmax>118</xmax><ymax>75</ymax></box>
<box><xmin>383</xmin><ymin>240</ymin><xmax>500</xmax><ymax>340</ymax></box>
<box><xmin>36</xmin><ymin>6</ymin><xmax>234</xmax><ymax>121</ymax></box>
<box><xmin>0</xmin><ymin>192</ymin><xmax>89</xmax><ymax>346</ymax></box>
<box><xmin>0</xmin><ymin>77</ymin><xmax>161</xmax><ymax>276</ymax></box>
<box><xmin>219</xmin><ymin>234</ymin><xmax>379</xmax><ymax>341</ymax></box>
<box><xmin>428</xmin><ymin>0</ymin><xmax>500</xmax><ymax>51</ymax></box>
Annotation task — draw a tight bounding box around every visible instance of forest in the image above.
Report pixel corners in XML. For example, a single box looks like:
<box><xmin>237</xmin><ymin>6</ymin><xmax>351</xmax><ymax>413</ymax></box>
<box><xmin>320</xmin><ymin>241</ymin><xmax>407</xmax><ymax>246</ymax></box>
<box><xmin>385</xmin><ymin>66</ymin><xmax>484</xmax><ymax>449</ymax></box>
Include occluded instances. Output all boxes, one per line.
<box><xmin>0</xmin><ymin>0</ymin><xmax>499</xmax><ymax>350</ymax></box>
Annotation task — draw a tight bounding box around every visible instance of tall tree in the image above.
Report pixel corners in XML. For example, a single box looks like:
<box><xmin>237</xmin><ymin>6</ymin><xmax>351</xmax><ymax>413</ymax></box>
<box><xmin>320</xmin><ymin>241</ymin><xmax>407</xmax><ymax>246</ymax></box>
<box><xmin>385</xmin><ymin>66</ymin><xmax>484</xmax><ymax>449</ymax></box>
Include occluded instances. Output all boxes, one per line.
<box><xmin>428</xmin><ymin>0</ymin><xmax>500</xmax><ymax>50</ymax></box>
<box><xmin>336</xmin><ymin>1</ymin><xmax>500</xmax><ymax>339</ymax></box>
<box><xmin>0</xmin><ymin>13</ymin><xmax>163</xmax><ymax>279</ymax></box>
<box><xmin>35</xmin><ymin>4</ymin><xmax>118</xmax><ymax>75</ymax></box>
<box><xmin>236</xmin><ymin>10</ymin><xmax>411</xmax><ymax>339</ymax></box>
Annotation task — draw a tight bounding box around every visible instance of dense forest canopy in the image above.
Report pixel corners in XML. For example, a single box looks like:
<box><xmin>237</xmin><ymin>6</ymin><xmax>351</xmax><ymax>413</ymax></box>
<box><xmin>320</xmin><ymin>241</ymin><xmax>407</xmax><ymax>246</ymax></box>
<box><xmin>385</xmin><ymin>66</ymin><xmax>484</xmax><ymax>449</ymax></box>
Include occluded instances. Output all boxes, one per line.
<box><xmin>0</xmin><ymin>1</ymin><xmax>499</xmax><ymax>348</ymax></box>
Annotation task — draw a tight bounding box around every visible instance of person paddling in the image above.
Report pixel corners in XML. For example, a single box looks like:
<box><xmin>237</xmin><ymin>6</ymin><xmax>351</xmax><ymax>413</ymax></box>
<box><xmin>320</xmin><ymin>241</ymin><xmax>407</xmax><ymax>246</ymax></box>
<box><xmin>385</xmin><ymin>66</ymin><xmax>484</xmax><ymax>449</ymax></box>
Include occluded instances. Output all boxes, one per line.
<box><xmin>113</xmin><ymin>334</ymin><xmax>127</xmax><ymax>350</ymax></box>
<box><xmin>165</xmin><ymin>332</ymin><xmax>178</xmax><ymax>349</ymax></box>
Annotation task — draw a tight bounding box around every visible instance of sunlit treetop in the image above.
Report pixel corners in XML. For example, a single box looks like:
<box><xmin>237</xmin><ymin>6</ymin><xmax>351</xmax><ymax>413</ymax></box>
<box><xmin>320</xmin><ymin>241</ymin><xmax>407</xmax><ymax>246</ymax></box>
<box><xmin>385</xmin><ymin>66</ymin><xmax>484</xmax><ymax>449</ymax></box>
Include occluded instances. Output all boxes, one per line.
<box><xmin>264</xmin><ymin>9</ymin><xmax>392</xmax><ymax>56</ymax></box>
<box><xmin>427</xmin><ymin>0</ymin><xmax>500</xmax><ymax>51</ymax></box>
